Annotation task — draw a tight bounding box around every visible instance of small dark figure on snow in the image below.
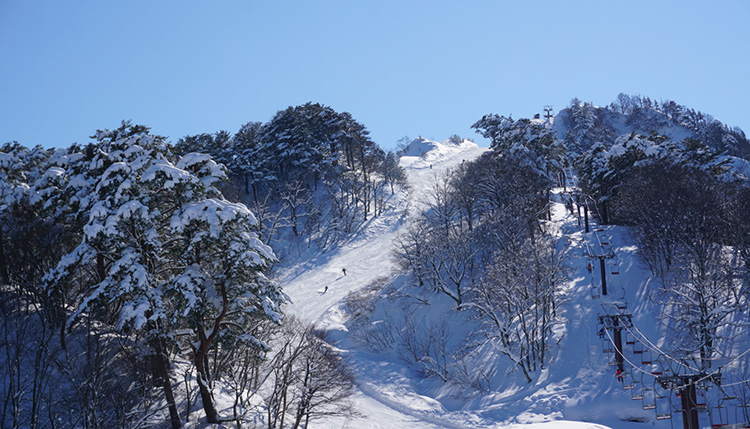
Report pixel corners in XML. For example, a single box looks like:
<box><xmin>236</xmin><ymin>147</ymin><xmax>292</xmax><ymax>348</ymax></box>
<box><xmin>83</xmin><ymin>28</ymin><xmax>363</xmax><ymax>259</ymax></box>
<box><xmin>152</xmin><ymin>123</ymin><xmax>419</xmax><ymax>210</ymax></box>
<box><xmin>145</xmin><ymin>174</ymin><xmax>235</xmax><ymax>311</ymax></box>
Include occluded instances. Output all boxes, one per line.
<box><xmin>324</xmin><ymin>285</ymin><xmax>328</xmax><ymax>293</ymax></box>
<box><xmin>342</xmin><ymin>268</ymin><xmax>347</xmax><ymax>276</ymax></box>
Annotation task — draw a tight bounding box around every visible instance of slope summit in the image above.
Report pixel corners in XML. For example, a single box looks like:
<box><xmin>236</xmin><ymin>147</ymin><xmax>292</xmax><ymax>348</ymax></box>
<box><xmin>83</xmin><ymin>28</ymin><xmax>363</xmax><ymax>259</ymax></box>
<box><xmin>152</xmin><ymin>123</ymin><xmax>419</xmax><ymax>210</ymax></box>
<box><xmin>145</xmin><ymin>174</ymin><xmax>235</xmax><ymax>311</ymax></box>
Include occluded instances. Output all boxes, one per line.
<box><xmin>399</xmin><ymin>137</ymin><xmax>479</xmax><ymax>168</ymax></box>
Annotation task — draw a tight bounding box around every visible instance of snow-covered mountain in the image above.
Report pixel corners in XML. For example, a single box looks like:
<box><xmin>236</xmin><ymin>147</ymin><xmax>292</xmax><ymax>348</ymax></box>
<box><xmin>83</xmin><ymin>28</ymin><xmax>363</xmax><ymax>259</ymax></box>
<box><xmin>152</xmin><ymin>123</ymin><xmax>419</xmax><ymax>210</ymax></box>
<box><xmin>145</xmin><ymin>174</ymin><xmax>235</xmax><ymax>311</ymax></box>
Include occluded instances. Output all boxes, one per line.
<box><xmin>273</xmin><ymin>136</ymin><xmax>746</xmax><ymax>428</ymax></box>
<box><xmin>553</xmin><ymin>95</ymin><xmax>750</xmax><ymax>159</ymax></box>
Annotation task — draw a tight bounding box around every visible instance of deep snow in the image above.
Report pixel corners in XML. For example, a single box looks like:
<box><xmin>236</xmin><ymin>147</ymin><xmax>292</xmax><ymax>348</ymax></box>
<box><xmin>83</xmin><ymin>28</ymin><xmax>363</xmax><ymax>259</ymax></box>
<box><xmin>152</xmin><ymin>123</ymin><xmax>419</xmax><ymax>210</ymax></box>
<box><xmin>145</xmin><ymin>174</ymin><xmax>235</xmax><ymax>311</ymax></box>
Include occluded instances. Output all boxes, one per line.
<box><xmin>273</xmin><ymin>137</ymin><xmax>748</xmax><ymax>428</ymax></box>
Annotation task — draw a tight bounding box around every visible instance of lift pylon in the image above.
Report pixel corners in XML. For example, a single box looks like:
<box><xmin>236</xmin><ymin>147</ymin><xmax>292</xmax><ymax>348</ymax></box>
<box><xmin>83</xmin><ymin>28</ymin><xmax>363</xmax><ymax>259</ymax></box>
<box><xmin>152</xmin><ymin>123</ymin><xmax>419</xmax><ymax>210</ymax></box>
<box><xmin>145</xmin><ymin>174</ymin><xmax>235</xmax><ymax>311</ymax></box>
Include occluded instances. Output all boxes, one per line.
<box><xmin>657</xmin><ymin>373</ymin><xmax>722</xmax><ymax>429</ymax></box>
<box><xmin>599</xmin><ymin>314</ymin><xmax>632</xmax><ymax>373</ymax></box>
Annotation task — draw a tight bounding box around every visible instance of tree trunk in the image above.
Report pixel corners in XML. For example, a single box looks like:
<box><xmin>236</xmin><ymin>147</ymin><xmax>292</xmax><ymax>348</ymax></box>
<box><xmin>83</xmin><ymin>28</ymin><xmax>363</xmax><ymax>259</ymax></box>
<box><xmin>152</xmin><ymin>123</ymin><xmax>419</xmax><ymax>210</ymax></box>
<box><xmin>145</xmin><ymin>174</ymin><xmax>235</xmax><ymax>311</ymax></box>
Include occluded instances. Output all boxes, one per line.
<box><xmin>194</xmin><ymin>281</ymin><xmax>229</xmax><ymax>423</ymax></box>
<box><xmin>0</xmin><ymin>228</ymin><xmax>9</xmax><ymax>285</ymax></box>
<box><xmin>195</xmin><ymin>351</ymin><xmax>219</xmax><ymax>423</ymax></box>
<box><xmin>96</xmin><ymin>252</ymin><xmax>106</xmax><ymax>282</ymax></box>
<box><xmin>151</xmin><ymin>340</ymin><xmax>181</xmax><ymax>429</ymax></box>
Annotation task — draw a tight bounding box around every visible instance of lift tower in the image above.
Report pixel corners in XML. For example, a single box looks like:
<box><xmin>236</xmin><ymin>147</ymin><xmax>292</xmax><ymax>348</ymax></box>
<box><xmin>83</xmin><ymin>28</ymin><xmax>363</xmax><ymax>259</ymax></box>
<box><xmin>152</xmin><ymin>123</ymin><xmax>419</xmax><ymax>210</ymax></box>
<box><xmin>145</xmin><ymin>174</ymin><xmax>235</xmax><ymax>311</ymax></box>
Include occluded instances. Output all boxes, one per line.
<box><xmin>543</xmin><ymin>105</ymin><xmax>554</xmax><ymax>120</ymax></box>
<box><xmin>657</xmin><ymin>373</ymin><xmax>721</xmax><ymax>429</ymax></box>
<box><xmin>599</xmin><ymin>314</ymin><xmax>632</xmax><ymax>373</ymax></box>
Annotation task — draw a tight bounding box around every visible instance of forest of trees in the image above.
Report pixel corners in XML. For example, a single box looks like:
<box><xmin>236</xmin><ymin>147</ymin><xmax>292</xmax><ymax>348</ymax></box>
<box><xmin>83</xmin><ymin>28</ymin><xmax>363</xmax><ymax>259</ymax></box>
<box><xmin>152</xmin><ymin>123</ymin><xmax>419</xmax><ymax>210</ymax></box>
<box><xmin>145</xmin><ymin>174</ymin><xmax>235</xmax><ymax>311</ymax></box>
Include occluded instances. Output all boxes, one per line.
<box><xmin>1</xmin><ymin>94</ymin><xmax>749</xmax><ymax>426</ymax></box>
<box><xmin>0</xmin><ymin>101</ymin><xmax>404</xmax><ymax>427</ymax></box>
<box><xmin>386</xmin><ymin>119</ymin><xmax>569</xmax><ymax>385</ymax></box>
<box><xmin>574</xmin><ymin>130</ymin><xmax>750</xmax><ymax>373</ymax></box>
<box><xmin>371</xmin><ymin>96</ymin><xmax>750</xmax><ymax>394</ymax></box>
<box><xmin>562</xmin><ymin>93</ymin><xmax>750</xmax><ymax>158</ymax></box>
<box><xmin>563</xmin><ymin>95</ymin><xmax>750</xmax><ymax>384</ymax></box>
<box><xmin>174</xmin><ymin>102</ymin><xmax>406</xmax><ymax>253</ymax></box>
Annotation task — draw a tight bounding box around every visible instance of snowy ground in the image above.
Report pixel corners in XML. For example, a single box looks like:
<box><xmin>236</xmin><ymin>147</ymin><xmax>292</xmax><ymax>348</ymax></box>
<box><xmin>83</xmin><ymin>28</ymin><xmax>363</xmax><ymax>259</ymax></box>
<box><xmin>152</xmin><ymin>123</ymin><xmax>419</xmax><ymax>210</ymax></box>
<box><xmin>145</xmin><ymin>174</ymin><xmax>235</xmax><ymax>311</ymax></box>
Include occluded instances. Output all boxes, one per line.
<box><xmin>274</xmin><ymin>137</ymin><xmax>695</xmax><ymax>428</ymax></box>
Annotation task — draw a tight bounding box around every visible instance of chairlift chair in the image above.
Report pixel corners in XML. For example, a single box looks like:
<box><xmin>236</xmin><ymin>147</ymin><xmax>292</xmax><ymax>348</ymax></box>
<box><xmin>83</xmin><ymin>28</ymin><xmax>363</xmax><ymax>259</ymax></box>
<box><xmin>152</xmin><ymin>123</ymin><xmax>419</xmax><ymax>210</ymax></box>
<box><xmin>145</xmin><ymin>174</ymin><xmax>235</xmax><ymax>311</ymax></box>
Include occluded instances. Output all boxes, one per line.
<box><xmin>633</xmin><ymin>341</ymin><xmax>644</xmax><ymax>355</ymax></box>
<box><xmin>710</xmin><ymin>396</ymin><xmax>748</xmax><ymax>429</ymax></box>
<box><xmin>625</xmin><ymin>332</ymin><xmax>635</xmax><ymax>346</ymax></box>
<box><xmin>591</xmin><ymin>285</ymin><xmax>600</xmax><ymax>299</ymax></box>
<box><xmin>656</xmin><ymin>412</ymin><xmax>673</xmax><ymax>420</ymax></box>
<box><xmin>713</xmin><ymin>402</ymin><xmax>728</xmax><ymax>428</ymax></box>
<box><xmin>631</xmin><ymin>388</ymin><xmax>645</xmax><ymax>400</ymax></box>
<box><xmin>652</xmin><ymin>379</ymin><xmax>673</xmax><ymax>420</ymax></box>
<box><xmin>696</xmin><ymin>389</ymin><xmax>709</xmax><ymax>411</ymax></box>
<box><xmin>640</xmin><ymin>384</ymin><xmax>656</xmax><ymax>410</ymax></box>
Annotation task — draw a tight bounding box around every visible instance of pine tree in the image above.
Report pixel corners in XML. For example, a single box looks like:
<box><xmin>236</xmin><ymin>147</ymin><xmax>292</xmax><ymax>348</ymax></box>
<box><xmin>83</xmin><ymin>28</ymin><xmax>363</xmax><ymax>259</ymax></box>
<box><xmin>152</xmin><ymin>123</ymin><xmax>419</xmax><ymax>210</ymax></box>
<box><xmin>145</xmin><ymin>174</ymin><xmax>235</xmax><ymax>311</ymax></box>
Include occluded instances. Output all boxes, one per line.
<box><xmin>44</xmin><ymin>122</ymin><xmax>285</xmax><ymax>425</ymax></box>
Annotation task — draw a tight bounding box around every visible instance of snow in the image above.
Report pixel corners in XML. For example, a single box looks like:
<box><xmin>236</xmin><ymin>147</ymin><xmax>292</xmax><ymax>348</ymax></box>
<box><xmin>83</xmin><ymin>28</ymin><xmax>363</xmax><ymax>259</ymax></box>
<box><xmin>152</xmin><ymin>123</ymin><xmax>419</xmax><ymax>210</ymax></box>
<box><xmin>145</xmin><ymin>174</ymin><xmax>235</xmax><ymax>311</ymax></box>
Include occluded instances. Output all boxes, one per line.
<box><xmin>273</xmin><ymin>138</ymin><xmax>630</xmax><ymax>428</ymax></box>
<box><xmin>400</xmin><ymin>137</ymin><xmax>480</xmax><ymax>168</ymax></box>
<box><xmin>172</xmin><ymin>198</ymin><xmax>258</xmax><ymax>234</ymax></box>
<box><xmin>141</xmin><ymin>161</ymin><xmax>194</xmax><ymax>188</ymax></box>
<box><xmin>270</xmin><ymin>132</ymin><xmax>750</xmax><ymax>428</ymax></box>
<box><xmin>722</xmin><ymin>155</ymin><xmax>750</xmax><ymax>181</ymax></box>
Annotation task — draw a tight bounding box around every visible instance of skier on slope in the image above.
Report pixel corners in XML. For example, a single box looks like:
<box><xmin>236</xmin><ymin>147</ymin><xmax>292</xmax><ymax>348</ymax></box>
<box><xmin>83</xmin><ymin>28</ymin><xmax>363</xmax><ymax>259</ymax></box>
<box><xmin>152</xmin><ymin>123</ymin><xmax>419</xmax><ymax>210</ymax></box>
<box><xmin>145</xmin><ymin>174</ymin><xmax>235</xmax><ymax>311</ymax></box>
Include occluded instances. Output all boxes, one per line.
<box><xmin>342</xmin><ymin>267</ymin><xmax>347</xmax><ymax>276</ymax></box>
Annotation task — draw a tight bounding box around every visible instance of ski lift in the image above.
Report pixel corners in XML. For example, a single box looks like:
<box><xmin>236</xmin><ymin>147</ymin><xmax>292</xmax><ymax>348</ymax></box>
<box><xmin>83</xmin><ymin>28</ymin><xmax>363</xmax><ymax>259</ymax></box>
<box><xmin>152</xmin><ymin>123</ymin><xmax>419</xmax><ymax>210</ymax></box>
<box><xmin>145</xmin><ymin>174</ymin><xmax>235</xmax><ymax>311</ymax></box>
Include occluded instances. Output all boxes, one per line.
<box><xmin>642</xmin><ymin>350</ymin><xmax>653</xmax><ymax>365</ymax></box>
<box><xmin>654</xmin><ymin>382</ymin><xmax>673</xmax><ymax>420</ymax></box>
<box><xmin>713</xmin><ymin>401</ymin><xmax>728</xmax><ymax>428</ymax></box>
<box><xmin>602</xmin><ymin>339</ymin><xmax>614</xmax><ymax>354</ymax></box>
<box><xmin>591</xmin><ymin>284</ymin><xmax>600</xmax><ymax>299</ymax></box>
<box><xmin>652</xmin><ymin>355</ymin><xmax>670</xmax><ymax>377</ymax></box>
<box><xmin>642</xmin><ymin>386</ymin><xmax>656</xmax><ymax>410</ymax></box>
<box><xmin>710</xmin><ymin>396</ymin><xmax>749</xmax><ymax>429</ymax></box>
<box><xmin>631</xmin><ymin>390</ymin><xmax>645</xmax><ymax>400</ymax></box>
<box><xmin>633</xmin><ymin>341</ymin><xmax>644</xmax><ymax>355</ymax></box>
<box><xmin>610</xmin><ymin>259</ymin><xmax>620</xmax><ymax>275</ymax></box>
<box><xmin>695</xmin><ymin>388</ymin><xmax>708</xmax><ymax>411</ymax></box>
<box><xmin>625</xmin><ymin>332</ymin><xmax>636</xmax><ymax>346</ymax></box>
<box><xmin>656</xmin><ymin>411</ymin><xmax>673</xmax><ymax>420</ymax></box>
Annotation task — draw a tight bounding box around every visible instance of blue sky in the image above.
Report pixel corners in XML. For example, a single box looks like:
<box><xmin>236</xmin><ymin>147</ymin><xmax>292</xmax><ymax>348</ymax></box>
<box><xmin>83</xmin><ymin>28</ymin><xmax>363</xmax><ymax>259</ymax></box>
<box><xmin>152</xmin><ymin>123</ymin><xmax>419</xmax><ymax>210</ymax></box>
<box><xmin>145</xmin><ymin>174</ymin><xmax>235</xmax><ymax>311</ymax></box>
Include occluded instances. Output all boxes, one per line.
<box><xmin>1</xmin><ymin>1</ymin><xmax>748</xmax><ymax>150</ymax></box>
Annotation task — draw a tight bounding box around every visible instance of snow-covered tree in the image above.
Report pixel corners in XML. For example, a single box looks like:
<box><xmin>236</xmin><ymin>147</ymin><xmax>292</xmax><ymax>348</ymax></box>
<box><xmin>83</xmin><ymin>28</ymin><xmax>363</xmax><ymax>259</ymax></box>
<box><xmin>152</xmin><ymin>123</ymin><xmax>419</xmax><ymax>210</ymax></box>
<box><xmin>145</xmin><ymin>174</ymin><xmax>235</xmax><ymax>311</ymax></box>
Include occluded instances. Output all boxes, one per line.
<box><xmin>472</xmin><ymin>115</ymin><xmax>567</xmax><ymax>181</ymax></box>
<box><xmin>615</xmin><ymin>160</ymin><xmax>749</xmax><ymax>369</ymax></box>
<box><xmin>43</xmin><ymin>122</ymin><xmax>285</xmax><ymax>426</ymax></box>
<box><xmin>466</xmin><ymin>231</ymin><xmax>567</xmax><ymax>383</ymax></box>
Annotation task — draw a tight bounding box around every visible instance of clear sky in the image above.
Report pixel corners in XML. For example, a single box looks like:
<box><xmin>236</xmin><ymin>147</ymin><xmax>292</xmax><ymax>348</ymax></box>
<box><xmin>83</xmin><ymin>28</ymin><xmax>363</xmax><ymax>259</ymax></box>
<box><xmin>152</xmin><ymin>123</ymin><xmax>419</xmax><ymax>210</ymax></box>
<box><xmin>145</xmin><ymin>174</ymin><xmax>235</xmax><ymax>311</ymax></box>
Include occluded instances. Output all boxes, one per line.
<box><xmin>1</xmin><ymin>1</ymin><xmax>748</xmax><ymax>150</ymax></box>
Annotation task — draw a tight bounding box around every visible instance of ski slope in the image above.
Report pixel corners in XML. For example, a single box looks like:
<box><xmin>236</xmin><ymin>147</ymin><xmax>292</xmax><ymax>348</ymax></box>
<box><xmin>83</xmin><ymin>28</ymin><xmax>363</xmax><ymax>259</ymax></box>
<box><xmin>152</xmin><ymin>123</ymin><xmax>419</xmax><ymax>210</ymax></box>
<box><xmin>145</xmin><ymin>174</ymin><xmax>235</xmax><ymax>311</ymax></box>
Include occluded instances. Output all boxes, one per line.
<box><xmin>275</xmin><ymin>137</ymin><xmax>674</xmax><ymax>428</ymax></box>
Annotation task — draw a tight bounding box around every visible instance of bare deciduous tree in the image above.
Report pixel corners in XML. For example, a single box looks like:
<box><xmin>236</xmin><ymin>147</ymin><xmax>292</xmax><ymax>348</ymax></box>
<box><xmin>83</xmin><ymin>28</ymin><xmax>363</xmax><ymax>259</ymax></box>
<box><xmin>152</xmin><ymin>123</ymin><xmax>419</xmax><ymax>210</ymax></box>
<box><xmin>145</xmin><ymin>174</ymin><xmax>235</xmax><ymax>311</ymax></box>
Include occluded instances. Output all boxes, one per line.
<box><xmin>263</xmin><ymin>317</ymin><xmax>354</xmax><ymax>429</ymax></box>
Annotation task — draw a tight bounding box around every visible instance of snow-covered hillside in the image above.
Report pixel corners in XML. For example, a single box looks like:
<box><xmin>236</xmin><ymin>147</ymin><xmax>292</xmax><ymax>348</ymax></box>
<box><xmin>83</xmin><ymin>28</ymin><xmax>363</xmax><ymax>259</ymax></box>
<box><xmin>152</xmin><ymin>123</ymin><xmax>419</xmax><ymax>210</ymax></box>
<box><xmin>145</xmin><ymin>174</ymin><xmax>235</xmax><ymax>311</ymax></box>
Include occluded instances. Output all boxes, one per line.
<box><xmin>275</xmin><ymin>138</ymin><xmax>623</xmax><ymax>428</ymax></box>
<box><xmin>275</xmin><ymin>138</ymin><xmax>490</xmax><ymax>428</ymax></box>
<box><xmin>275</xmin><ymin>136</ymin><xmax>749</xmax><ymax>429</ymax></box>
